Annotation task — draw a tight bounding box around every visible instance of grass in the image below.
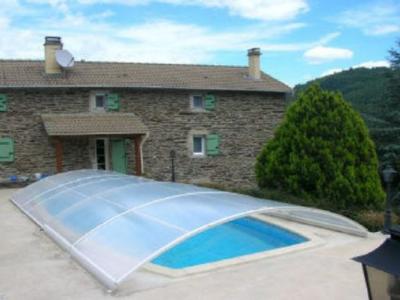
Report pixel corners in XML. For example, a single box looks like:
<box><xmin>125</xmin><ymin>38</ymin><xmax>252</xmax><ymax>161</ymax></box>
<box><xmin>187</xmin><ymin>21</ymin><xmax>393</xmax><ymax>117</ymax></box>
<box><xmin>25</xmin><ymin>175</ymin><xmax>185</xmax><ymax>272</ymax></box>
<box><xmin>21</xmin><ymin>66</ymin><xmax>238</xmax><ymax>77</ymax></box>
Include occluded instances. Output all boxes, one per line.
<box><xmin>197</xmin><ymin>182</ymin><xmax>395</xmax><ymax>232</ymax></box>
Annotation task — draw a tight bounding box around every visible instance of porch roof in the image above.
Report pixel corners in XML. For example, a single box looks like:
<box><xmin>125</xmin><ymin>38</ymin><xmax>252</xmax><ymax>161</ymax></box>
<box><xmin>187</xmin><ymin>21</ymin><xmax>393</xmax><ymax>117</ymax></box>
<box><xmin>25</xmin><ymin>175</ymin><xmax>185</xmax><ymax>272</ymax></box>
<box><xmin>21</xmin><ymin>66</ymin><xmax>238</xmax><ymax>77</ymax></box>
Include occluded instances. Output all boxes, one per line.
<box><xmin>41</xmin><ymin>113</ymin><xmax>148</xmax><ymax>136</ymax></box>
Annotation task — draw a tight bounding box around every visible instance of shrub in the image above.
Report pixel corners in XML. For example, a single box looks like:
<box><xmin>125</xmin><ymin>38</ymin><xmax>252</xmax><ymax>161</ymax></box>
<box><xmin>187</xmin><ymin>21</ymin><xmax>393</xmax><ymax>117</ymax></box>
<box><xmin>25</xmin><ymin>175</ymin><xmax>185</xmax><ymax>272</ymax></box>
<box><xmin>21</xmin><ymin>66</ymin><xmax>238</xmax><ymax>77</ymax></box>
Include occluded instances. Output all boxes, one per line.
<box><xmin>351</xmin><ymin>211</ymin><xmax>385</xmax><ymax>232</ymax></box>
<box><xmin>350</xmin><ymin>210</ymin><xmax>400</xmax><ymax>232</ymax></box>
<box><xmin>255</xmin><ymin>84</ymin><xmax>385</xmax><ymax>211</ymax></box>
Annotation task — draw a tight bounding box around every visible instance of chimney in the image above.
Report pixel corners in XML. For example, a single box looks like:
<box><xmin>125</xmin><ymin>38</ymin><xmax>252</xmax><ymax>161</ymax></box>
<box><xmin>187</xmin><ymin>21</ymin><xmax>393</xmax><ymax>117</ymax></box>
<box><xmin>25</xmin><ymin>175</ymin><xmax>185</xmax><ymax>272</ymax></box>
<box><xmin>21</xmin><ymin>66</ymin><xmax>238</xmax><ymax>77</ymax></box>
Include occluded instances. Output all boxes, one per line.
<box><xmin>247</xmin><ymin>48</ymin><xmax>262</xmax><ymax>80</ymax></box>
<box><xmin>44</xmin><ymin>36</ymin><xmax>63</xmax><ymax>74</ymax></box>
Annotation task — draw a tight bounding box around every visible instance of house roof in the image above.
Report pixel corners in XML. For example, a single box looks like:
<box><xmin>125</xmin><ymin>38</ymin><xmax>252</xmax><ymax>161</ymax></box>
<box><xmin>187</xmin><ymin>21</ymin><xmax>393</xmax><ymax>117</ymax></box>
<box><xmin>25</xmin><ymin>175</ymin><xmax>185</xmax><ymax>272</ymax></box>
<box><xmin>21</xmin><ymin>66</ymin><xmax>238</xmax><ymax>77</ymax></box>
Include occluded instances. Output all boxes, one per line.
<box><xmin>41</xmin><ymin>113</ymin><xmax>148</xmax><ymax>136</ymax></box>
<box><xmin>0</xmin><ymin>60</ymin><xmax>291</xmax><ymax>93</ymax></box>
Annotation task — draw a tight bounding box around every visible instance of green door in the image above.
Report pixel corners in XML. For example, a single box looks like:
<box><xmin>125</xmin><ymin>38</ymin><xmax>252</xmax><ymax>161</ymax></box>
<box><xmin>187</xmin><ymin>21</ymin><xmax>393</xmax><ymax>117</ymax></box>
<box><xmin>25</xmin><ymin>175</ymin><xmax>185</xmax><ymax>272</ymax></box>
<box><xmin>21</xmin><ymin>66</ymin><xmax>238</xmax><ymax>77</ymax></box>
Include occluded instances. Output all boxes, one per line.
<box><xmin>111</xmin><ymin>139</ymin><xmax>127</xmax><ymax>174</ymax></box>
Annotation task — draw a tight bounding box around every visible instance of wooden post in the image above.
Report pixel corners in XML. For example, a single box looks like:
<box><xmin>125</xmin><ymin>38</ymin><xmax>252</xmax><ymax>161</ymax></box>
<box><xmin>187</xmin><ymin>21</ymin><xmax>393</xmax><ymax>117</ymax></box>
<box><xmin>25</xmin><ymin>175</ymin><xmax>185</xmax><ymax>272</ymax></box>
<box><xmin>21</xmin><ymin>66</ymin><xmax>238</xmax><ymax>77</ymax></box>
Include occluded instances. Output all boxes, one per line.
<box><xmin>134</xmin><ymin>135</ymin><xmax>142</xmax><ymax>176</ymax></box>
<box><xmin>54</xmin><ymin>137</ymin><xmax>63</xmax><ymax>173</ymax></box>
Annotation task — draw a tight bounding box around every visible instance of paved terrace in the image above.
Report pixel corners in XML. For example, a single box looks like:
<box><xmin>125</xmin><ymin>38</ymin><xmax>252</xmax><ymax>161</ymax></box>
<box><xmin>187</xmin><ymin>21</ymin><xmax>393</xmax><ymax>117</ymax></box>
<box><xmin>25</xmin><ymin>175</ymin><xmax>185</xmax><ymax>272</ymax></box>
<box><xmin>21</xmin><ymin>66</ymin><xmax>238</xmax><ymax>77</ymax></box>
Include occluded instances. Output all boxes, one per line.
<box><xmin>0</xmin><ymin>188</ymin><xmax>384</xmax><ymax>300</ymax></box>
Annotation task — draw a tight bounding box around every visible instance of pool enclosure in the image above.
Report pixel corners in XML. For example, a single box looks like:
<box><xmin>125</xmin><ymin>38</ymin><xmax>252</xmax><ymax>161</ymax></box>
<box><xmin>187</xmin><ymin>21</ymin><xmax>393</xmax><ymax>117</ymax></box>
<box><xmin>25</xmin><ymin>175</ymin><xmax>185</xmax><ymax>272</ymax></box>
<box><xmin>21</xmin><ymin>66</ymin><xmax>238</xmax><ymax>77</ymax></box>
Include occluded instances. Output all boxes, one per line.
<box><xmin>11</xmin><ymin>170</ymin><xmax>367</xmax><ymax>290</ymax></box>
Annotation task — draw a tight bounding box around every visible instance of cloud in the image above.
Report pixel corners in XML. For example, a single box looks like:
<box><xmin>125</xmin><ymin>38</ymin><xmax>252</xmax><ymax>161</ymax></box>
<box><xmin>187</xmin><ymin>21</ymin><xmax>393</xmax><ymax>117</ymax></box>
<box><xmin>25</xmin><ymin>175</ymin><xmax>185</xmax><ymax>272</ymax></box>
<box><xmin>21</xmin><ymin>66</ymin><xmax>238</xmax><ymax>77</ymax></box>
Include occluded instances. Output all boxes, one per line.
<box><xmin>321</xmin><ymin>60</ymin><xmax>390</xmax><ymax>77</ymax></box>
<box><xmin>0</xmin><ymin>0</ymin><xmax>321</xmax><ymax>64</ymax></box>
<box><xmin>321</xmin><ymin>68</ymin><xmax>343</xmax><ymax>77</ymax></box>
<box><xmin>0</xmin><ymin>0</ymin><xmax>20</xmax><ymax>11</ymax></box>
<box><xmin>304</xmin><ymin>46</ymin><xmax>353</xmax><ymax>64</ymax></box>
<box><xmin>118</xmin><ymin>21</ymin><xmax>307</xmax><ymax>55</ymax></box>
<box><xmin>335</xmin><ymin>1</ymin><xmax>400</xmax><ymax>36</ymax></box>
<box><xmin>78</xmin><ymin>0</ymin><xmax>309</xmax><ymax>21</ymax></box>
<box><xmin>0</xmin><ymin>14</ymin><xmax>307</xmax><ymax>63</ymax></box>
<box><xmin>353</xmin><ymin>60</ymin><xmax>390</xmax><ymax>68</ymax></box>
<box><xmin>0</xmin><ymin>0</ymin><xmax>336</xmax><ymax>67</ymax></box>
<box><xmin>171</xmin><ymin>0</ymin><xmax>309</xmax><ymax>21</ymax></box>
<box><xmin>261</xmin><ymin>31</ymin><xmax>340</xmax><ymax>52</ymax></box>
<box><xmin>0</xmin><ymin>16</ymin><xmax>10</xmax><ymax>30</ymax></box>
<box><xmin>366</xmin><ymin>24</ymin><xmax>400</xmax><ymax>36</ymax></box>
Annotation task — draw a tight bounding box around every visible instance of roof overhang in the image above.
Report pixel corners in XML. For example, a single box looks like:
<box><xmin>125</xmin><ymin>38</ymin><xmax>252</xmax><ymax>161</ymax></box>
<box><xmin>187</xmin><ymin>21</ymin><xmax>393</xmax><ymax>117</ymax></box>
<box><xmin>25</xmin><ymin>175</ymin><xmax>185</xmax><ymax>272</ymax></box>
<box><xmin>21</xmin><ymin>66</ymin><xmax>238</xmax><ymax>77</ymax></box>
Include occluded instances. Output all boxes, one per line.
<box><xmin>0</xmin><ymin>85</ymin><xmax>292</xmax><ymax>94</ymax></box>
<box><xmin>41</xmin><ymin>113</ymin><xmax>148</xmax><ymax>136</ymax></box>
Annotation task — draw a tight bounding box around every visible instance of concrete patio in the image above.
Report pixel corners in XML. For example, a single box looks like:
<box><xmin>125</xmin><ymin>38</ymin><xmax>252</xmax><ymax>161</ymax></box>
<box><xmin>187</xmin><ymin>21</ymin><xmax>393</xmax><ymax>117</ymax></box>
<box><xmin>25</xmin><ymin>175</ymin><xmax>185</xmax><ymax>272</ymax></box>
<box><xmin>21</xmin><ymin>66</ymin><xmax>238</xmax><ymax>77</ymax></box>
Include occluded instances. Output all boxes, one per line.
<box><xmin>0</xmin><ymin>188</ymin><xmax>385</xmax><ymax>300</ymax></box>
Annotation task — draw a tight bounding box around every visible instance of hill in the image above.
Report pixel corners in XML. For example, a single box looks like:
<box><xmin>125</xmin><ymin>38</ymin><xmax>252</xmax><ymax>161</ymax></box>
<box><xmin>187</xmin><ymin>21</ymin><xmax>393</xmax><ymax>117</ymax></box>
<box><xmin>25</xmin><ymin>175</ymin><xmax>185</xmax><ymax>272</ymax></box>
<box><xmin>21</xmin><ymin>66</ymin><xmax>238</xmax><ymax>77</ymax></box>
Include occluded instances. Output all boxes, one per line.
<box><xmin>293</xmin><ymin>67</ymin><xmax>400</xmax><ymax>163</ymax></box>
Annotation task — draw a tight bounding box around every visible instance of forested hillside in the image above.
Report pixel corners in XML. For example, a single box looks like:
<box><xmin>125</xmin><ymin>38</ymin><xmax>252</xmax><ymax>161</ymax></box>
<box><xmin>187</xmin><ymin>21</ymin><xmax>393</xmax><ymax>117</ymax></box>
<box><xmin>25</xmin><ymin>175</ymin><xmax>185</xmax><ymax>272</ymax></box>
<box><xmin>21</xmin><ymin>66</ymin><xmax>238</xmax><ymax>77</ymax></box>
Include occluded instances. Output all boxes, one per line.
<box><xmin>294</xmin><ymin>67</ymin><xmax>400</xmax><ymax>164</ymax></box>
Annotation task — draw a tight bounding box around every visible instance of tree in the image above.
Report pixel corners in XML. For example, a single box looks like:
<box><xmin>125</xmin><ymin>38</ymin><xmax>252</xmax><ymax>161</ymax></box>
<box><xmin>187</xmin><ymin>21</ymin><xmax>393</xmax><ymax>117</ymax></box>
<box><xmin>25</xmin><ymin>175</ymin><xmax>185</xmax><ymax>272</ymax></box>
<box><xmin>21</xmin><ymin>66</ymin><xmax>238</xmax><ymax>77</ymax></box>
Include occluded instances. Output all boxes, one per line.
<box><xmin>380</xmin><ymin>39</ymin><xmax>400</xmax><ymax>164</ymax></box>
<box><xmin>364</xmin><ymin>39</ymin><xmax>400</xmax><ymax>166</ymax></box>
<box><xmin>388</xmin><ymin>39</ymin><xmax>400</xmax><ymax>109</ymax></box>
<box><xmin>255</xmin><ymin>85</ymin><xmax>385</xmax><ymax>211</ymax></box>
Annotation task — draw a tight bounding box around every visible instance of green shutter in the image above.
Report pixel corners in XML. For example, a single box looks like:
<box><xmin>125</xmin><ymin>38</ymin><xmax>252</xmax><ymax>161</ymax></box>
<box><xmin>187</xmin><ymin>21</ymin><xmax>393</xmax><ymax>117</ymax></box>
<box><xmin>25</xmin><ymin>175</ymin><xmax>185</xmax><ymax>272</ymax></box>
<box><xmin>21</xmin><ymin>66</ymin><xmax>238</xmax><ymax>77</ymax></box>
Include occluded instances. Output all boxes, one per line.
<box><xmin>0</xmin><ymin>137</ymin><xmax>14</xmax><ymax>162</ymax></box>
<box><xmin>204</xmin><ymin>94</ymin><xmax>216</xmax><ymax>111</ymax></box>
<box><xmin>0</xmin><ymin>94</ymin><xmax>7</xmax><ymax>112</ymax></box>
<box><xmin>206</xmin><ymin>134</ymin><xmax>220</xmax><ymax>155</ymax></box>
<box><xmin>107</xmin><ymin>93</ymin><xmax>120</xmax><ymax>111</ymax></box>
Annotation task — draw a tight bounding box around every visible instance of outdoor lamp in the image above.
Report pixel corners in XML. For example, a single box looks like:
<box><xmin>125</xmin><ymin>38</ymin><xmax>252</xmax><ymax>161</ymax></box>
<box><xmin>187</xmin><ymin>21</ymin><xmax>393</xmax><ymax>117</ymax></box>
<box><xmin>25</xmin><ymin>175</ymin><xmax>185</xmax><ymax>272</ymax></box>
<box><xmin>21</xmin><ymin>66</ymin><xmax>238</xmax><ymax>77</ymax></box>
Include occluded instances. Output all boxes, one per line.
<box><xmin>353</xmin><ymin>226</ymin><xmax>400</xmax><ymax>300</ymax></box>
<box><xmin>383</xmin><ymin>165</ymin><xmax>397</xmax><ymax>185</ymax></box>
<box><xmin>382</xmin><ymin>165</ymin><xmax>398</xmax><ymax>233</ymax></box>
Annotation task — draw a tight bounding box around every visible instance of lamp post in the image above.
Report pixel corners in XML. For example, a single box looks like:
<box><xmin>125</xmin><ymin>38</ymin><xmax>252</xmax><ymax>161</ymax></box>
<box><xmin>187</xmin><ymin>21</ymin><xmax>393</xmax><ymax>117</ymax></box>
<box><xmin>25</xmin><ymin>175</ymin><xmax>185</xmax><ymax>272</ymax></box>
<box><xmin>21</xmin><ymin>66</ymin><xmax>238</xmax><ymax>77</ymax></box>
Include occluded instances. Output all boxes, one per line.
<box><xmin>353</xmin><ymin>226</ymin><xmax>400</xmax><ymax>300</ymax></box>
<box><xmin>382</xmin><ymin>165</ymin><xmax>398</xmax><ymax>234</ymax></box>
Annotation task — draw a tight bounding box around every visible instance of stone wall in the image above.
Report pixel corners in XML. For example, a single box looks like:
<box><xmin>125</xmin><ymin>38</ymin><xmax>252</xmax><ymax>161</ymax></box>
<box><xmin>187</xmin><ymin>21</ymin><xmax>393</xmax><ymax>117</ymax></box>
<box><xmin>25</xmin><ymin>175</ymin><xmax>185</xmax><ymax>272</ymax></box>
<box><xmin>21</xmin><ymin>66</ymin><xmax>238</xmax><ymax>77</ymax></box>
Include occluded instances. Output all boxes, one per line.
<box><xmin>0</xmin><ymin>88</ymin><xmax>285</xmax><ymax>187</ymax></box>
<box><xmin>0</xmin><ymin>89</ymin><xmax>92</xmax><ymax>177</ymax></box>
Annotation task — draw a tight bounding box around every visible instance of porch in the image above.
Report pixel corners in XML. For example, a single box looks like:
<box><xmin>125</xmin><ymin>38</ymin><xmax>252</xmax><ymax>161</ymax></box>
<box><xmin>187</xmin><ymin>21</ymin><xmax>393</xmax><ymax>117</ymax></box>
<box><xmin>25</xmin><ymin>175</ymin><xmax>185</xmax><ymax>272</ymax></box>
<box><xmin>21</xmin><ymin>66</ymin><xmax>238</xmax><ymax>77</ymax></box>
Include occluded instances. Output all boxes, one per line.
<box><xmin>41</xmin><ymin>113</ymin><xmax>148</xmax><ymax>175</ymax></box>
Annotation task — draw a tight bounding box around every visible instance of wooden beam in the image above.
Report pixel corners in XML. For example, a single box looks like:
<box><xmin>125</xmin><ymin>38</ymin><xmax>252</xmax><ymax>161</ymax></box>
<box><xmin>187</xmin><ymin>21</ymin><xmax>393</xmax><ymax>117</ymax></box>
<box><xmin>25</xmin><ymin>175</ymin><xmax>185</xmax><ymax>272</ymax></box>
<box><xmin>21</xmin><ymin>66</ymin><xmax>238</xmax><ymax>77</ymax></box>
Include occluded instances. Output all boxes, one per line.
<box><xmin>54</xmin><ymin>137</ymin><xmax>63</xmax><ymax>173</ymax></box>
<box><xmin>134</xmin><ymin>135</ymin><xmax>142</xmax><ymax>176</ymax></box>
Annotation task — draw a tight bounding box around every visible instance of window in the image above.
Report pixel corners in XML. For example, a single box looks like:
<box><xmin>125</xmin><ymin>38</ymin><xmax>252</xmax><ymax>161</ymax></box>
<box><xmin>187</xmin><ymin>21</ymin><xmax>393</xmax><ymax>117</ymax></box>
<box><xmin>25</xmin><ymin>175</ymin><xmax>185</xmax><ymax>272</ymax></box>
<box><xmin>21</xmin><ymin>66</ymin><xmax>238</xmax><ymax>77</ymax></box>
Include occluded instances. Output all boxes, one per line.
<box><xmin>190</xmin><ymin>94</ymin><xmax>216</xmax><ymax>111</ymax></box>
<box><xmin>190</xmin><ymin>133</ymin><xmax>220</xmax><ymax>157</ymax></box>
<box><xmin>95</xmin><ymin>94</ymin><xmax>106</xmax><ymax>109</ymax></box>
<box><xmin>191</xmin><ymin>95</ymin><xmax>204</xmax><ymax>110</ymax></box>
<box><xmin>90</xmin><ymin>91</ymin><xmax>108</xmax><ymax>112</ymax></box>
<box><xmin>193</xmin><ymin>136</ymin><xmax>205</xmax><ymax>156</ymax></box>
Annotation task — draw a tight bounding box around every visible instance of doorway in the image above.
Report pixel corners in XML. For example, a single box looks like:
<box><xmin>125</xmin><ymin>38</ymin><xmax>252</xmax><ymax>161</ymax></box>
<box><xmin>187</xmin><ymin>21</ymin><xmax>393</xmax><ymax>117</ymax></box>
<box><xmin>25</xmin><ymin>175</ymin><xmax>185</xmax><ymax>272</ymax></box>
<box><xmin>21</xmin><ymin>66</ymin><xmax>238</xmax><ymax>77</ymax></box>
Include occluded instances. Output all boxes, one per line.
<box><xmin>111</xmin><ymin>138</ymin><xmax>127</xmax><ymax>174</ymax></box>
<box><xmin>95</xmin><ymin>138</ymin><xmax>109</xmax><ymax>170</ymax></box>
<box><xmin>94</xmin><ymin>138</ymin><xmax>127</xmax><ymax>174</ymax></box>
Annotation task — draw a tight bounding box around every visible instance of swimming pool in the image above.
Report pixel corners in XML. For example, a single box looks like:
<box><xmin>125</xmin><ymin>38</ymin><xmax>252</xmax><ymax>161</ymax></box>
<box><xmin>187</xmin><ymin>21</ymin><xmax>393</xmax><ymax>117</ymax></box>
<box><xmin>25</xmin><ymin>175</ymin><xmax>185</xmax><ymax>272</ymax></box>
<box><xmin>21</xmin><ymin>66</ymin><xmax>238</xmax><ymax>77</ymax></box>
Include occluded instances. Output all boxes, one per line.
<box><xmin>14</xmin><ymin>170</ymin><xmax>367</xmax><ymax>289</ymax></box>
<box><xmin>152</xmin><ymin>217</ymin><xmax>307</xmax><ymax>269</ymax></box>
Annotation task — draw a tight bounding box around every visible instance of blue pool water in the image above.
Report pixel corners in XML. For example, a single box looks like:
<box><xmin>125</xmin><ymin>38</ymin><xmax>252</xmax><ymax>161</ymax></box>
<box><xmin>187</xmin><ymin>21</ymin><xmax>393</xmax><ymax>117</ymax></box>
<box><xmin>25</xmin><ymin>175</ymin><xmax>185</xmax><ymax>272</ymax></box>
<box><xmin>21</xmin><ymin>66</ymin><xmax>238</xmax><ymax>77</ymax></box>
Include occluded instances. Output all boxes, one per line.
<box><xmin>152</xmin><ymin>217</ymin><xmax>307</xmax><ymax>269</ymax></box>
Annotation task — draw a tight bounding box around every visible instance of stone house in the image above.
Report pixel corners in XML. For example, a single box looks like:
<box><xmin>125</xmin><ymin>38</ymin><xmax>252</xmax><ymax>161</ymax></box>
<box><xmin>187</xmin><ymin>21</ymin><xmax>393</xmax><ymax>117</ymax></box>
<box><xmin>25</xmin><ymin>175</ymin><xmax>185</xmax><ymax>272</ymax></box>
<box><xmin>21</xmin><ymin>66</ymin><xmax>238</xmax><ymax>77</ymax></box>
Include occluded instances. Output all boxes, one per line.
<box><xmin>0</xmin><ymin>36</ymin><xmax>290</xmax><ymax>187</ymax></box>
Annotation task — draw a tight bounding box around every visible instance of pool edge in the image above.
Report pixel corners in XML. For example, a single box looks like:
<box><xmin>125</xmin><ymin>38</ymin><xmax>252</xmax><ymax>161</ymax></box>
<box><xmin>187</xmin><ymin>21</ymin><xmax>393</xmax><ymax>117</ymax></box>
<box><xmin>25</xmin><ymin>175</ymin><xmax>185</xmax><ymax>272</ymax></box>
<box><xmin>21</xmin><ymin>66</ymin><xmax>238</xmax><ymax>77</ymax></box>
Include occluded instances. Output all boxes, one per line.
<box><xmin>143</xmin><ymin>215</ymin><xmax>324</xmax><ymax>278</ymax></box>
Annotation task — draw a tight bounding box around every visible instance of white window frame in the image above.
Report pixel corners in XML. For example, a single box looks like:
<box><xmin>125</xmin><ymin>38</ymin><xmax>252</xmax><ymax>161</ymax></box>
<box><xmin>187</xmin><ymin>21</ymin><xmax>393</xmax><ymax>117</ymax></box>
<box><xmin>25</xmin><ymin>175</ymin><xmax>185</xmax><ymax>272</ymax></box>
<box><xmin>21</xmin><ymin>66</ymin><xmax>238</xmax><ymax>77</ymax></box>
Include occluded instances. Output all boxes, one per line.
<box><xmin>90</xmin><ymin>91</ymin><xmax>108</xmax><ymax>112</ymax></box>
<box><xmin>192</xmin><ymin>135</ymin><xmax>206</xmax><ymax>156</ymax></box>
<box><xmin>190</xmin><ymin>94</ymin><xmax>205</xmax><ymax>111</ymax></box>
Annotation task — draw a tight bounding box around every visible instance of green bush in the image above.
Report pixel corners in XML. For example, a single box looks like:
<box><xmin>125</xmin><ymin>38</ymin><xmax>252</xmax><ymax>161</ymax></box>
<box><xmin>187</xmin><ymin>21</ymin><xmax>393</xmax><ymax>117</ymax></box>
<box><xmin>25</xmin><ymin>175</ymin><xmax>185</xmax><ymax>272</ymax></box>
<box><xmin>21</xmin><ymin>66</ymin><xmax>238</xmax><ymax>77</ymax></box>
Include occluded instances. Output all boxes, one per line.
<box><xmin>255</xmin><ymin>84</ymin><xmax>385</xmax><ymax>211</ymax></box>
<box><xmin>350</xmin><ymin>211</ymin><xmax>384</xmax><ymax>232</ymax></box>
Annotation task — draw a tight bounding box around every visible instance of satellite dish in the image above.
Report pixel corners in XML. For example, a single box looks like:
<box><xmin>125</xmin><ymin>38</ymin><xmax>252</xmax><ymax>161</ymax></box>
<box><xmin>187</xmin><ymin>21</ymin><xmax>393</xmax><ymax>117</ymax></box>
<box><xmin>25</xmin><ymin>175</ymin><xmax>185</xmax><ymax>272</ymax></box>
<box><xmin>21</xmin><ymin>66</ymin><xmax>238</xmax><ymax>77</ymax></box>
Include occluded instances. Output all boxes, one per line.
<box><xmin>55</xmin><ymin>49</ymin><xmax>75</xmax><ymax>68</ymax></box>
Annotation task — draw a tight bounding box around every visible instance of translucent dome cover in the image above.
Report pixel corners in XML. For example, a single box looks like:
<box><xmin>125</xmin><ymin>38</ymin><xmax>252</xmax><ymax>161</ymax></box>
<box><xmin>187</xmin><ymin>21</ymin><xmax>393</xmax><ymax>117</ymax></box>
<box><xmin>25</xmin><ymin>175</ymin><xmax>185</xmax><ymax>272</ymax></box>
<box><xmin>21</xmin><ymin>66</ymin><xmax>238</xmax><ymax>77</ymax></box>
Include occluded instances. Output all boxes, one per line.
<box><xmin>11</xmin><ymin>170</ymin><xmax>367</xmax><ymax>290</ymax></box>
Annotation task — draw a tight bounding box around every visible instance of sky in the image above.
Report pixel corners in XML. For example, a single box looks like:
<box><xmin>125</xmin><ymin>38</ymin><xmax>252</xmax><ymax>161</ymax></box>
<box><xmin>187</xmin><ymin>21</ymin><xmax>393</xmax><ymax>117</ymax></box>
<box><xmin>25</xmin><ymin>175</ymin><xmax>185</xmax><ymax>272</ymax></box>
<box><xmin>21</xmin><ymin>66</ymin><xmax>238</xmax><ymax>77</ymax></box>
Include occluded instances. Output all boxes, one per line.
<box><xmin>0</xmin><ymin>0</ymin><xmax>399</xmax><ymax>86</ymax></box>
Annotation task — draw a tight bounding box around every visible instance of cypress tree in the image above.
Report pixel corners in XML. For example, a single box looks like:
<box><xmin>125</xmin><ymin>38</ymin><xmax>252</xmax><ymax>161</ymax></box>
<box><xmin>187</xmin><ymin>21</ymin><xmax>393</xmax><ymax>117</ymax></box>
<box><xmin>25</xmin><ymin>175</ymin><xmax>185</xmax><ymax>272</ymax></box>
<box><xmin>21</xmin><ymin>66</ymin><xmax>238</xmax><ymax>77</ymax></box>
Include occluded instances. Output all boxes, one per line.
<box><xmin>256</xmin><ymin>84</ymin><xmax>385</xmax><ymax>210</ymax></box>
